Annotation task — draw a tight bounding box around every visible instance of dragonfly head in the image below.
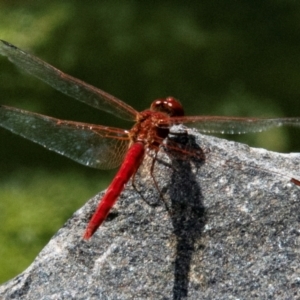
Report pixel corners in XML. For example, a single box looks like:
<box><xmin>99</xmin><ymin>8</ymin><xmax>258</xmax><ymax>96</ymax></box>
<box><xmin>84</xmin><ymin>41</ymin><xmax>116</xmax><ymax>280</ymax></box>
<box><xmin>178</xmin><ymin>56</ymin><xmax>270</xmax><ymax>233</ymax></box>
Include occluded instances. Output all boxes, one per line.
<box><xmin>150</xmin><ymin>97</ymin><xmax>184</xmax><ymax>117</ymax></box>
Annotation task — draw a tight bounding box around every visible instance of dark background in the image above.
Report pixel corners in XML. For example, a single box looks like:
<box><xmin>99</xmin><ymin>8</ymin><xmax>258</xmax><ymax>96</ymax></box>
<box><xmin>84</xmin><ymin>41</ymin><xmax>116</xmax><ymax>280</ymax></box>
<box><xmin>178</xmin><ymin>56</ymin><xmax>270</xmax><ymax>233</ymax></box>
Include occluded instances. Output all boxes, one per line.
<box><xmin>1</xmin><ymin>0</ymin><xmax>300</xmax><ymax>283</ymax></box>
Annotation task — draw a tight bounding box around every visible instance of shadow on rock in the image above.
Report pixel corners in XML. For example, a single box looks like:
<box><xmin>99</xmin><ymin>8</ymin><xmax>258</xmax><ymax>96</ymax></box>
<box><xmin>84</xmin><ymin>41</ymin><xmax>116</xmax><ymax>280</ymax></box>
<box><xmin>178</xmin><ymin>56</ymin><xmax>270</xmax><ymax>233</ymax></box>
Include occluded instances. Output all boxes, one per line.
<box><xmin>167</xmin><ymin>132</ymin><xmax>207</xmax><ymax>299</ymax></box>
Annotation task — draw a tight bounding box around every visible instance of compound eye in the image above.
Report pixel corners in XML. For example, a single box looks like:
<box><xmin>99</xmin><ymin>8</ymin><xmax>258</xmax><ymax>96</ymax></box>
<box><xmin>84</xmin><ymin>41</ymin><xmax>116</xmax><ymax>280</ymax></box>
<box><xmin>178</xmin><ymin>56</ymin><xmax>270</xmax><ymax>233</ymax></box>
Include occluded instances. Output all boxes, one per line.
<box><xmin>150</xmin><ymin>96</ymin><xmax>184</xmax><ymax>117</ymax></box>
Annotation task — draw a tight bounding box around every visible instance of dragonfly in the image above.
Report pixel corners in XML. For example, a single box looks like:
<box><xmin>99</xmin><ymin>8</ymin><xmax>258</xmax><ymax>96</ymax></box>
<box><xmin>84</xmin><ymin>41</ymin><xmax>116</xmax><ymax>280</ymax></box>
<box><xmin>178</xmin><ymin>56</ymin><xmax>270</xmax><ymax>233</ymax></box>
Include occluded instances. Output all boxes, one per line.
<box><xmin>0</xmin><ymin>40</ymin><xmax>300</xmax><ymax>240</ymax></box>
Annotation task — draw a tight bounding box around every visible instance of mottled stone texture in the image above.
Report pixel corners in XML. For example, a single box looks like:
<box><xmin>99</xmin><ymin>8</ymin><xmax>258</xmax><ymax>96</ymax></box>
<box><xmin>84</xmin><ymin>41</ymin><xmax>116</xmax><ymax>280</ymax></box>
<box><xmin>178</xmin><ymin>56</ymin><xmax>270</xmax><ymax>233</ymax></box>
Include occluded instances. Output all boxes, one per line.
<box><xmin>1</xmin><ymin>127</ymin><xmax>300</xmax><ymax>299</ymax></box>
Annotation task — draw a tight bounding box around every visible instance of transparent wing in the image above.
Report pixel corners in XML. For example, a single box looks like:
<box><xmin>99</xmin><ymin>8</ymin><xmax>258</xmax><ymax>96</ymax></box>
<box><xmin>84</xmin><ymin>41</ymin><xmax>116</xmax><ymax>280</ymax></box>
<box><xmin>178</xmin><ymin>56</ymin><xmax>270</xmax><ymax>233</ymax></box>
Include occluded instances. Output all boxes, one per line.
<box><xmin>0</xmin><ymin>106</ymin><xmax>130</xmax><ymax>169</ymax></box>
<box><xmin>0</xmin><ymin>40</ymin><xmax>138</xmax><ymax>121</ymax></box>
<box><xmin>170</xmin><ymin>116</ymin><xmax>300</xmax><ymax>134</ymax></box>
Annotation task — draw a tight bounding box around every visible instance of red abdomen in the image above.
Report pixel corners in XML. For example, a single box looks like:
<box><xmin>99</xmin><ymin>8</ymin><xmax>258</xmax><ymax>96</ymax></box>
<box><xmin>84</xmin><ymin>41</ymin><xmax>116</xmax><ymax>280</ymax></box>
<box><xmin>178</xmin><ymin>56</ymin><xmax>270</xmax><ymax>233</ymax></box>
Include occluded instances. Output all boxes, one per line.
<box><xmin>83</xmin><ymin>142</ymin><xmax>145</xmax><ymax>239</ymax></box>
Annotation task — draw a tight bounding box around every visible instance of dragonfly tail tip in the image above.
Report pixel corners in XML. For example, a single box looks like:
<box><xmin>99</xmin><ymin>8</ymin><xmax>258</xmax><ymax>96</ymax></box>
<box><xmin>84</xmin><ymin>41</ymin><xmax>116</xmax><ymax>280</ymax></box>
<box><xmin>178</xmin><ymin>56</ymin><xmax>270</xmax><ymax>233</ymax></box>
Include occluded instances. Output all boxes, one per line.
<box><xmin>291</xmin><ymin>177</ymin><xmax>300</xmax><ymax>186</ymax></box>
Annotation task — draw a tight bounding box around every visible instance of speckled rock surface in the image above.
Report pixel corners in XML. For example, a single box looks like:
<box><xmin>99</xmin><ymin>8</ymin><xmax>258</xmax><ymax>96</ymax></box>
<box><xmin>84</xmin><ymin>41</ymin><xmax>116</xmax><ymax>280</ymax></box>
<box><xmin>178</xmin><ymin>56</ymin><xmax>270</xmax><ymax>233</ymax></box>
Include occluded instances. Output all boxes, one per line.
<box><xmin>1</xmin><ymin>127</ymin><xmax>300</xmax><ymax>299</ymax></box>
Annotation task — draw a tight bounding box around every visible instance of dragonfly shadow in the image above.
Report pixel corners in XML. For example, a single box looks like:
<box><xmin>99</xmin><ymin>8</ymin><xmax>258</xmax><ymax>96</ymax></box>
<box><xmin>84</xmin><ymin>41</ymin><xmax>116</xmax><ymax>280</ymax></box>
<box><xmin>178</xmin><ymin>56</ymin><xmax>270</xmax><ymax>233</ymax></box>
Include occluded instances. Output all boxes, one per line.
<box><xmin>167</xmin><ymin>132</ymin><xmax>207</xmax><ymax>299</ymax></box>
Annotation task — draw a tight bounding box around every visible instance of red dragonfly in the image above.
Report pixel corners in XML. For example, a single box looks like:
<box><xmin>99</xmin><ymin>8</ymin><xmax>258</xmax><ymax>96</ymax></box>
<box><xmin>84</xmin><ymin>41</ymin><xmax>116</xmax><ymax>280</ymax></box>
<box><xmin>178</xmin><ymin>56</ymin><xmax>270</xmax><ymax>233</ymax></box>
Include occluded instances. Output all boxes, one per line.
<box><xmin>0</xmin><ymin>40</ymin><xmax>300</xmax><ymax>239</ymax></box>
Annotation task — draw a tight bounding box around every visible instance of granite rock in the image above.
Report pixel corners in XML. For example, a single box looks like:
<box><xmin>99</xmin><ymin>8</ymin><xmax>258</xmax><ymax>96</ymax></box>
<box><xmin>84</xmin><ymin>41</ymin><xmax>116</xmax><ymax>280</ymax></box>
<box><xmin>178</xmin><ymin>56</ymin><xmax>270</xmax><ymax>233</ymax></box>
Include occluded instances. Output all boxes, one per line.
<box><xmin>1</xmin><ymin>127</ymin><xmax>300</xmax><ymax>299</ymax></box>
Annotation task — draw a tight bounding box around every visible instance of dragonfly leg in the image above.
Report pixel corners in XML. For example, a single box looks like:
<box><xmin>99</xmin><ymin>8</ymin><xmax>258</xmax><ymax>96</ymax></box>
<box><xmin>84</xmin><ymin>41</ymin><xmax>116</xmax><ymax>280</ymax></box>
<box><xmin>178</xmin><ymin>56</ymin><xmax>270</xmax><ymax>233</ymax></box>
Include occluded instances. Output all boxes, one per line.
<box><xmin>130</xmin><ymin>150</ymin><xmax>171</xmax><ymax>211</ymax></box>
<box><xmin>131</xmin><ymin>167</ymin><xmax>161</xmax><ymax>208</ymax></box>
<box><xmin>149</xmin><ymin>150</ymin><xmax>171</xmax><ymax>212</ymax></box>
